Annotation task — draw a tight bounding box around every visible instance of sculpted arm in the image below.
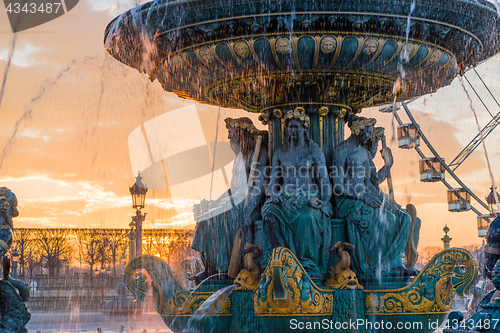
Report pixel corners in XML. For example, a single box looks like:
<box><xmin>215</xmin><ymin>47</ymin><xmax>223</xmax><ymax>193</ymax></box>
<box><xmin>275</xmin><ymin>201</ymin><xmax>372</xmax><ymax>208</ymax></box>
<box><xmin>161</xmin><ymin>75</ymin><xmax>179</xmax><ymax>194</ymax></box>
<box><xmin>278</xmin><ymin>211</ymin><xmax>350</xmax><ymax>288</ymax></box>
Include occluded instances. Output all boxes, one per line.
<box><xmin>265</xmin><ymin>149</ymin><xmax>282</xmax><ymax>201</ymax></box>
<box><xmin>332</xmin><ymin>149</ymin><xmax>357</xmax><ymax>199</ymax></box>
<box><xmin>312</xmin><ymin>145</ymin><xmax>331</xmax><ymax>208</ymax></box>
<box><xmin>368</xmin><ymin>138</ymin><xmax>379</xmax><ymax>159</ymax></box>
<box><xmin>376</xmin><ymin>146</ymin><xmax>393</xmax><ymax>184</ymax></box>
<box><xmin>332</xmin><ymin>147</ymin><xmax>381</xmax><ymax>208</ymax></box>
<box><xmin>240</xmin><ymin>148</ymin><xmax>269</xmax><ymax>226</ymax></box>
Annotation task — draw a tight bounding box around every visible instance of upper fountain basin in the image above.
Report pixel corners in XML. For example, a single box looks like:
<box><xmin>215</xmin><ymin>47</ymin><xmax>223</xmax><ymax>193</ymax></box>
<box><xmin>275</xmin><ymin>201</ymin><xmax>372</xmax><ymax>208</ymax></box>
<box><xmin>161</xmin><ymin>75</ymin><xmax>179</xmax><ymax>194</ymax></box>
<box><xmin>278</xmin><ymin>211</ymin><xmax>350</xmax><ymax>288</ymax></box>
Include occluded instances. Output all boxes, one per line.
<box><xmin>104</xmin><ymin>0</ymin><xmax>500</xmax><ymax>113</ymax></box>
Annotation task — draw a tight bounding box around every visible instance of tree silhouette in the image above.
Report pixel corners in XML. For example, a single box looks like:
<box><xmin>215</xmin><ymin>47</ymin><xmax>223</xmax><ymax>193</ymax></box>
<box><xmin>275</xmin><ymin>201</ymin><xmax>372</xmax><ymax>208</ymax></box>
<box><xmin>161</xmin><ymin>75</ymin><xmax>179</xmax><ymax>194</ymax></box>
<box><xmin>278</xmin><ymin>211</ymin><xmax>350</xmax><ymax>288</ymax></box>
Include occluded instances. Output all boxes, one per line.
<box><xmin>105</xmin><ymin>229</ymin><xmax>129</xmax><ymax>276</ymax></box>
<box><xmin>74</xmin><ymin>228</ymin><xmax>102</xmax><ymax>278</ymax></box>
<box><xmin>36</xmin><ymin>229</ymin><xmax>73</xmax><ymax>277</ymax></box>
<box><xmin>12</xmin><ymin>228</ymin><xmax>35</xmax><ymax>276</ymax></box>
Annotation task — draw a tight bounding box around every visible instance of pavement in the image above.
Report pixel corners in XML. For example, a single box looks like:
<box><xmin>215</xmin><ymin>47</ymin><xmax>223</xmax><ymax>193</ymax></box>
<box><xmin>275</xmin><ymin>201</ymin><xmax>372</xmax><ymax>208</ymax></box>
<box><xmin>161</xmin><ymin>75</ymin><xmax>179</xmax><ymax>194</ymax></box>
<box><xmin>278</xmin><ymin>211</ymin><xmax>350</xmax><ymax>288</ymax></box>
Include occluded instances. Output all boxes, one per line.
<box><xmin>26</xmin><ymin>309</ymin><xmax>173</xmax><ymax>333</ymax></box>
<box><xmin>24</xmin><ymin>298</ymin><xmax>469</xmax><ymax>333</ymax></box>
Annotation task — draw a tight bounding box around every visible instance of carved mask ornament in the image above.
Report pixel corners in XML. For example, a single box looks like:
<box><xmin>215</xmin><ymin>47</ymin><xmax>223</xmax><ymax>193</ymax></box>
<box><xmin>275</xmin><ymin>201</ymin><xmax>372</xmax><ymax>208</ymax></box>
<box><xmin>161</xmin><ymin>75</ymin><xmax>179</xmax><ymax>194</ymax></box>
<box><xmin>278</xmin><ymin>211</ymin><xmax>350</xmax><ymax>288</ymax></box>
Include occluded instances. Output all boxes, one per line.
<box><xmin>234</xmin><ymin>40</ymin><xmax>250</xmax><ymax>58</ymax></box>
<box><xmin>320</xmin><ymin>37</ymin><xmax>337</xmax><ymax>54</ymax></box>
<box><xmin>363</xmin><ymin>38</ymin><xmax>379</xmax><ymax>55</ymax></box>
<box><xmin>276</xmin><ymin>38</ymin><xmax>292</xmax><ymax>54</ymax></box>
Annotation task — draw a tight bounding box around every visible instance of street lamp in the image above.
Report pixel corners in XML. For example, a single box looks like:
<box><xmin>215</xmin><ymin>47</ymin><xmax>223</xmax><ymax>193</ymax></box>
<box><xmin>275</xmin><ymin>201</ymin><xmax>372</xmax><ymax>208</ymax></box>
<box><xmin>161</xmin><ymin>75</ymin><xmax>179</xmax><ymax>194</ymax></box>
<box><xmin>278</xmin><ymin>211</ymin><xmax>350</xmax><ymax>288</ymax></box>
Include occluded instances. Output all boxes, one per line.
<box><xmin>12</xmin><ymin>250</ymin><xmax>19</xmax><ymax>279</ymax></box>
<box><xmin>130</xmin><ymin>172</ymin><xmax>147</xmax><ymax>209</ymax></box>
<box><xmin>129</xmin><ymin>173</ymin><xmax>147</xmax><ymax>257</ymax></box>
<box><xmin>487</xmin><ymin>187</ymin><xmax>500</xmax><ymax>216</ymax></box>
<box><xmin>99</xmin><ymin>266</ymin><xmax>106</xmax><ymax>297</ymax></box>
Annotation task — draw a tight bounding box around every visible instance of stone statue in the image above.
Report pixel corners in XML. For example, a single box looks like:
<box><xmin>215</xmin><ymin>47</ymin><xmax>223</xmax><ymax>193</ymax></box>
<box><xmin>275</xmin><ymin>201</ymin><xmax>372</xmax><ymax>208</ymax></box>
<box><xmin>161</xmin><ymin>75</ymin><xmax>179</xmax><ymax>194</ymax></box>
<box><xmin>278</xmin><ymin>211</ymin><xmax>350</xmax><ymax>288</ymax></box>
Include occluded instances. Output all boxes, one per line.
<box><xmin>332</xmin><ymin>115</ymin><xmax>416</xmax><ymax>278</ymax></box>
<box><xmin>0</xmin><ymin>188</ymin><xmax>18</xmax><ymax>258</ymax></box>
<box><xmin>262</xmin><ymin>108</ymin><xmax>332</xmax><ymax>277</ymax></box>
<box><xmin>0</xmin><ymin>255</ymin><xmax>31</xmax><ymax>333</ymax></box>
<box><xmin>456</xmin><ymin>259</ymin><xmax>500</xmax><ymax>332</ymax></box>
<box><xmin>485</xmin><ymin>215</ymin><xmax>500</xmax><ymax>280</ymax></box>
<box><xmin>190</xmin><ymin>118</ymin><xmax>268</xmax><ymax>280</ymax></box>
<box><xmin>0</xmin><ymin>188</ymin><xmax>30</xmax><ymax>332</ymax></box>
<box><xmin>448</xmin><ymin>218</ymin><xmax>500</xmax><ymax>331</ymax></box>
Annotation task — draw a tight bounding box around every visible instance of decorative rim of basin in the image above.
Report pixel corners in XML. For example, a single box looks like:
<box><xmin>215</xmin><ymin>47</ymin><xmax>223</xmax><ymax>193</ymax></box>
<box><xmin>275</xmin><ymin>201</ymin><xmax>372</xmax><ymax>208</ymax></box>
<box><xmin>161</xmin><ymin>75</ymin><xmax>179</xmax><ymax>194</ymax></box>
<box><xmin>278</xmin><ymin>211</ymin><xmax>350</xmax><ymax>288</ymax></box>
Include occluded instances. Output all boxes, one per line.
<box><xmin>104</xmin><ymin>0</ymin><xmax>500</xmax><ymax>112</ymax></box>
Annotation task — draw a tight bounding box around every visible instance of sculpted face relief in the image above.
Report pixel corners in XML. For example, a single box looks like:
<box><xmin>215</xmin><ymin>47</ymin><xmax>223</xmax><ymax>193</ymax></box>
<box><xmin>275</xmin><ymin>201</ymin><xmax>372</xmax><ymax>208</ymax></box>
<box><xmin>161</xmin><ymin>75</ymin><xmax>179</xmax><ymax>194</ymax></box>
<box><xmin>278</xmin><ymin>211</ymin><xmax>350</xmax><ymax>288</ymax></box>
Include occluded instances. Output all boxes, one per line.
<box><xmin>363</xmin><ymin>38</ymin><xmax>379</xmax><ymax>55</ymax></box>
<box><xmin>320</xmin><ymin>37</ymin><xmax>336</xmax><ymax>54</ymax></box>
<box><xmin>276</xmin><ymin>38</ymin><xmax>292</xmax><ymax>54</ymax></box>
<box><xmin>234</xmin><ymin>40</ymin><xmax>250</xmax><ymax>58</ymax></box>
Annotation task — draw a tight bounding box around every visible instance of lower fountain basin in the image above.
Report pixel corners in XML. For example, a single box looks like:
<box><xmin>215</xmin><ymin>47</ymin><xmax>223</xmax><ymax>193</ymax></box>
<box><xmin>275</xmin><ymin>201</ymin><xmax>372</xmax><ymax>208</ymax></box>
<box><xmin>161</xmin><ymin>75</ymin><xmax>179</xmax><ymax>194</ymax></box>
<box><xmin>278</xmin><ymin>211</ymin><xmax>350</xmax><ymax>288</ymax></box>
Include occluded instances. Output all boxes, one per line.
<box><xmin>124</xmin><ymin>247</ymin><xmax>477</xmax><ymax>333</ymax></box>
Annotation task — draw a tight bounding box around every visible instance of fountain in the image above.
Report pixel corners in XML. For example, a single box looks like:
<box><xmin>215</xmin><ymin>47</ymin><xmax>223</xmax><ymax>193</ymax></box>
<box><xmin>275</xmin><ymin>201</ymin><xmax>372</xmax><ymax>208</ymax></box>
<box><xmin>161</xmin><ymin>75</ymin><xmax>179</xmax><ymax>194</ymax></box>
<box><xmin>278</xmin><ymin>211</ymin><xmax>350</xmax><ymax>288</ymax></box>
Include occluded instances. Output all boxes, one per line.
<box><xmin>103</xmin><ymin>0</ymin><xmax>500</xmax><ymax>332</ymax></box>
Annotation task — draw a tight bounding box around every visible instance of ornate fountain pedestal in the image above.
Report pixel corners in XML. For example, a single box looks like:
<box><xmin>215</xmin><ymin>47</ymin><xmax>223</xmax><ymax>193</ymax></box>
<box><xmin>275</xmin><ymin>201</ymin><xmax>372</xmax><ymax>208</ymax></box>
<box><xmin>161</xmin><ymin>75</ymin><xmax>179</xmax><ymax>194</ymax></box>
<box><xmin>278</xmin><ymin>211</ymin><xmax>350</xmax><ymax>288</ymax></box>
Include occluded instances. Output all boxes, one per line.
<box><xmin>125</xmin><ymin>246</ymin><xmax>477</xmax><ymax>333</ymax></box>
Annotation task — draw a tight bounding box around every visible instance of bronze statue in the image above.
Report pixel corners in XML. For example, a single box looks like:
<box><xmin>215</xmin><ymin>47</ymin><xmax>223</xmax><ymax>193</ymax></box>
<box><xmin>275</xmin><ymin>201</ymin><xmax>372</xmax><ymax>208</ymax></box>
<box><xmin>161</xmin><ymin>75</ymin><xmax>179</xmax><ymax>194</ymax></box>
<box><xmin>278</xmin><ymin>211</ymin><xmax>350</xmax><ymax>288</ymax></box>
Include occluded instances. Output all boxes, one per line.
<box><xmin>0</xmin><ymin>189</ymin><xmax>30</xmax><ymax>333</ymax></box>
<box><xmin>0</xmin><ymin>188</ymin><xmax>18</xmax><ymax>259</ymax></box>
<box><xmin>262</xmin><ymin>108</ymin><xmax>332</xmax><ymax>277</ymax></box>
<box><xmin>325</xmin><ymin>242</ymin><xmax>363</xmax><ymax>290</ymax></box>
<box><xmin>332</xmin><ymin>115</ymin><xmax>417</xmax><ymax>277</ymax></box>
<box><xmin>234</xmin><ymin>243</ymin><xmax>262</xmax><ymax>290</ymax></box>
<box><xmin>190</xmin><ymin>118</ymin><xmax>268</xmax><ymax>280</ymax></box>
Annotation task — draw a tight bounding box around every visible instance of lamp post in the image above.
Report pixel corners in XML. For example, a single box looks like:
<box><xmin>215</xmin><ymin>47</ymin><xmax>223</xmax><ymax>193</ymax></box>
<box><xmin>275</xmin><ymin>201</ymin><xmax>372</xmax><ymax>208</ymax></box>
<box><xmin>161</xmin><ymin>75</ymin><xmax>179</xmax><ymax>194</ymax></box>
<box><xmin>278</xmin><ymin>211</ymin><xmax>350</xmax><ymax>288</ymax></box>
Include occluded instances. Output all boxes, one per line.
<box><xmin>128</xmin><ymin>220</ymin><xmax>136</xmax><ymax>261</ymax></box>
<box><xmin>12</xmin><ymin>250</ymin><xmax>19</xmax><ymax>279</ymax></box>
<box><xmin>106</xmin><ymin>267</ymin><xmax>111</xmax><ymax>288</ymax></box>
<box><xmin>129</xmin><ymin>172</ymin><xmax>147</xmax><ymax>257</ymax></box>
<box><xmin>100</xmin><ymin>266</ymin><xmax>105</xmax><ymax>298</ymax></box>
<box><xmin>120</xmin><ymin>253</ymin><xmax>126</xmax><ymax>276</ymax></box>
<box><xmin>441</xmin><ymin>225</ymin><xmax>452</xmax><ymax>250</ymax></box>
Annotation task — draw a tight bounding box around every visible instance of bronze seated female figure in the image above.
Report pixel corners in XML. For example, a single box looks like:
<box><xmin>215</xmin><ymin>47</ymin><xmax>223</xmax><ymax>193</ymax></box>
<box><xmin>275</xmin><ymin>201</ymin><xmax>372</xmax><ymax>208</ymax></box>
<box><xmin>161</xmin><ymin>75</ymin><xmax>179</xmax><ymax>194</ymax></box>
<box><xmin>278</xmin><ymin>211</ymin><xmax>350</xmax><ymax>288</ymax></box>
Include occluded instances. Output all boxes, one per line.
<box><xmin>262</xmin><ymin>108</ymin><xmax>332</xmax><ymax>278</ymax></box>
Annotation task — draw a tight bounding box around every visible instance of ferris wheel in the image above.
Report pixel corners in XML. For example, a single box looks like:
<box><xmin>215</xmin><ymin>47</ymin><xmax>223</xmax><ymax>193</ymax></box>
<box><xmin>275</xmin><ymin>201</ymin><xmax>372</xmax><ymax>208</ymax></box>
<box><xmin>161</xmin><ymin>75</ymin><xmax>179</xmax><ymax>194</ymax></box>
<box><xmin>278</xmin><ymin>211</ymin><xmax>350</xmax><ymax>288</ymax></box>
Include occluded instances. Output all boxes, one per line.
<box><xmin>380</xmin><ymin>66</ymin><xmax>500</xmax><ymax>238</ymax></box>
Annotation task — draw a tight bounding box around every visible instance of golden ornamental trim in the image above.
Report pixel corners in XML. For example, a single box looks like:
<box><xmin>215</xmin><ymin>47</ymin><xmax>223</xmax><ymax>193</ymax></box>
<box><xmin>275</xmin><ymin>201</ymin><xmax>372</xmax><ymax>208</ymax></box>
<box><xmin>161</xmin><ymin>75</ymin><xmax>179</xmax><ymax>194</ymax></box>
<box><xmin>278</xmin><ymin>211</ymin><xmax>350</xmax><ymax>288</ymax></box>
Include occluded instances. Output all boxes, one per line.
<box><xmin>254</xmin><ymin>248</ymin><xmax>334</xmax><ymax>316</ymax></box>
<box><xmin>318</xmin><ymin>106</ymin><xmax>329</xmax><ymax>116</ymax></box>
<box><xmin>338</xmin><ymin>108</ymin><xmax>347</xmax><ymax>118</ymax></box>
<box><xmin>364</xmin><ymin>248</ymin><xmax>477</xmax><ymax>315</ymax></box>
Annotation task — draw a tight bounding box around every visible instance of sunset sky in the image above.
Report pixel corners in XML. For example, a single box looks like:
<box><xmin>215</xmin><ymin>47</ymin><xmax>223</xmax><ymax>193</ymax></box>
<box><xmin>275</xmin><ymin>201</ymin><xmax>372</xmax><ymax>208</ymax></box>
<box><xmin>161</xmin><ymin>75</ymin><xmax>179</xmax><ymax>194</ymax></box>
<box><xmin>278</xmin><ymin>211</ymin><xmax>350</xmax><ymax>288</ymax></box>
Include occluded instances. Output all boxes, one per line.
<box><xmin>0</xmin><ymin>0</ymin><xmax>499</xmax><ymax>251</ymax></box>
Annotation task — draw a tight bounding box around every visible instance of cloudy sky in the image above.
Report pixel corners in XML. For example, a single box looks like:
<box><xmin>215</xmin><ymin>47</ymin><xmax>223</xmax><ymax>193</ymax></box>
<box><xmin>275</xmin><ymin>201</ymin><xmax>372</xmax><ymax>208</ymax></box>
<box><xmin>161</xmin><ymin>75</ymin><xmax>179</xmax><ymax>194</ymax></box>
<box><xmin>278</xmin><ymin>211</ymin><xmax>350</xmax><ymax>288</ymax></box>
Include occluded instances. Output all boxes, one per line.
<box><xmin>0</xmin><ymin>0</ymin><xmax>499</xmax><ymax>250</ymax></box>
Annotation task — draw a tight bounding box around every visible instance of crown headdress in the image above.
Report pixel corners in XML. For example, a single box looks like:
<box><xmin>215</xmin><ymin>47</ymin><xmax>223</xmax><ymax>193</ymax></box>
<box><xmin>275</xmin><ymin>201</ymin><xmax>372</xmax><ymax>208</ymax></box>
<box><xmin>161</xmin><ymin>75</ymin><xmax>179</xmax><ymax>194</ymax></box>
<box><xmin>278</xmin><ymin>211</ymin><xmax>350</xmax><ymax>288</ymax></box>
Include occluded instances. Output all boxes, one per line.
<box><xmin>282</xmin><ymin>107</ymin><xmax>311</xmax><ymax>128</ymax></box>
